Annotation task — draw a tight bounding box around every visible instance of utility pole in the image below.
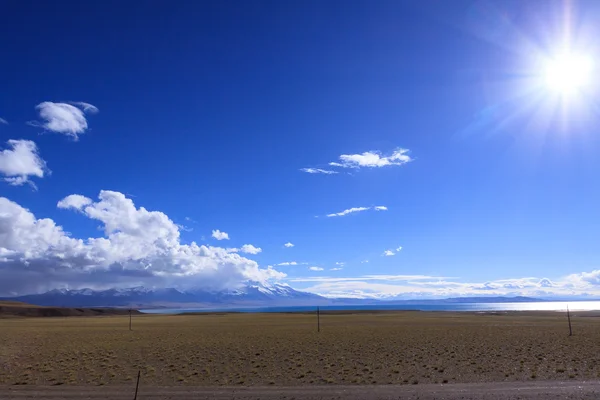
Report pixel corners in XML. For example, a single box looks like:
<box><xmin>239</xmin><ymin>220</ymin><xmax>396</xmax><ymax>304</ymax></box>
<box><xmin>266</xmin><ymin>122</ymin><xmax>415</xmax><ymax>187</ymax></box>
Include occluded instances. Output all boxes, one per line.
<box><xmin>567</xmin><ymin>305</ymin><xmax>572</xmax><ymax>336</ymax></box>
<box><xmin>317</xmin><ymin>306</ymin><xmax>320</xmax><ymax>333</ymax></box>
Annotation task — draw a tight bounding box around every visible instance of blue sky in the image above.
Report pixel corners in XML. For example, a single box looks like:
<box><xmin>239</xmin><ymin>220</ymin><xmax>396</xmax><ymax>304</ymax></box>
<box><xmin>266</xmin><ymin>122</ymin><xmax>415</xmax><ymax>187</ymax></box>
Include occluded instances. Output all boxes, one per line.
<box><xmin>2</xmin><ymin>0</ymin><xmax>600</xmax><ymax>298</ymax></box>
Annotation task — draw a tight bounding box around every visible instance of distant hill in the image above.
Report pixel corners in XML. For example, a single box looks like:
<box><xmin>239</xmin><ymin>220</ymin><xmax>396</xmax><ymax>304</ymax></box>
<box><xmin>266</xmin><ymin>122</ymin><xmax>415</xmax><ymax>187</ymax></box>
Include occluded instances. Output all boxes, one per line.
<box><xmin>0</xmin><ymin>301</ymin><xmax>142</xmax><ymax>318</ymax></box>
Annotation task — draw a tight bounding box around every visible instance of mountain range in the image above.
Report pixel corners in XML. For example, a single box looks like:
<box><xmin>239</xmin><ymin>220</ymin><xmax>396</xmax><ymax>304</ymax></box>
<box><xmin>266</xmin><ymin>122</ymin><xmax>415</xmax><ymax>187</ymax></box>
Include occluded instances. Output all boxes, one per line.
<box><xmin>1</xmin><ymin>282</ymin><xmax>325</xmax><ymax>308</ymax></box>
<box><xmin>0</xmin><ymin>282</ymin><xmax>547</xmax><ymax>308</ymax></box>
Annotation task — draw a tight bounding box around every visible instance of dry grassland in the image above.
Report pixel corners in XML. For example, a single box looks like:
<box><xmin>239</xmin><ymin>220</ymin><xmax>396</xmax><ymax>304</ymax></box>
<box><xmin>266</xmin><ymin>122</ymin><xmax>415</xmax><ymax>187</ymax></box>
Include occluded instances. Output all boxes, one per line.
<box><xmin>1</xmin><ymin>311</ymin><xmax>600</xmax><ymax>386</ymax></box>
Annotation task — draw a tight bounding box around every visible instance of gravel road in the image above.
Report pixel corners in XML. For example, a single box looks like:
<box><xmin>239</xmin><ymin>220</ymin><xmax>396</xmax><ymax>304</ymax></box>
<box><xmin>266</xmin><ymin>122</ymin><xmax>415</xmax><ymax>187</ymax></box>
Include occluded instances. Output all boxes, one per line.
<box><xmin>2</xmin><ymin>381</ymin><xmax>600</xmax><ymax>399</ymax></box>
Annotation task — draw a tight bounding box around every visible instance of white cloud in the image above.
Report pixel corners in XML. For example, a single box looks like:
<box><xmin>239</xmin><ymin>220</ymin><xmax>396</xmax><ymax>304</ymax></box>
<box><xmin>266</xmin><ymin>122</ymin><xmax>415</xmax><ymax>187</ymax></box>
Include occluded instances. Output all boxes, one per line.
<box><xmin>239</xmin><ymin>244</ymin><xmax>262</xmax><ymax>255</ymax></box>
<box><xmin>57</xmin><ymin>194</ymin><xmax>92</xmax><ymax>210</ymax></box>
<box><xmin>212</xmin><ymin>230</ymin><xmax>229</xmax><ymax>240</ymax></box>
<box><xmin>30</xmin><ymin>101</ymin><xmax>98</xmax><ymax>140</ymax></box>
<box><xmin>278</xmin><ymin>261</ymin><xmax>298</xmax><ymax>266</ymax></box>
<box><xmin>361</xmin><ymin>260</ymin><xmax>369</xmax><ymax>263</ymax></box>
<box><xmin>284</xmin><ymin>242</ymin><xmax>294</xmax><ymax>248</ymax></box>
<box><xmin>71</xmin><ymin>102</ymin><xmax>99</xmax><ymax>114</ymax></box>
<box><xmin>300</xmin><ymin>168</ymin><xmax>338</xmax><ymax>175</ymax></box>
<box><xmin>330</xmin><ymin>267</ymin><xmax>343</xmax><ymax>271</ymax></box>
<box><xmin>0</xmin><ymin>118</ymin><xmax>8</xmax><ymax>125</ymax></box>
<box><xmin>0</xmin><ymin>140</ymin><xmax>49</xmax><ymax>188</ymax></box>
<box><xmin>382</xmin><ymin>246</ymin><xmax>402</xmax><ymax>256</ymax></box>
<box><xmin>326</xmin><ymin>207</ymin><xmax>369</xmax><ymax>217</ymax></box>
<box><xmin>335</xmin><ymin>262</ymin><xmax>345</xmax><ymax>266</ymax></box>
<box><xmin>326</xmin><ymin>206</ymin><xmax>387</xmax><ymax>218</ymax></box>
<box><xmin>329</xmin><ymin>148</ymin><xmax>412</xmax><ymax>169</ymax></box>
<box><xmin>309</xmin><ymin>266</ymin><xmax>324</xmax><ymax>271</ymax></box>
<box><xmin>0</xmin><ymin>191</ymin><xmax>284</xmax><ymax>295</ymax></box>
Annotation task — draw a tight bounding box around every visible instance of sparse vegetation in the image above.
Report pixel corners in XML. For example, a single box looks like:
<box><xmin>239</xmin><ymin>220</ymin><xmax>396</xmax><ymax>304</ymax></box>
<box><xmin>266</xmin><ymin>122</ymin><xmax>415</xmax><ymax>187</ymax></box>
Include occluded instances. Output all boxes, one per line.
<box><xmin>0</xmin><ymin>311</ymin><xmax>599</xmax><ymax>386</ymax></box>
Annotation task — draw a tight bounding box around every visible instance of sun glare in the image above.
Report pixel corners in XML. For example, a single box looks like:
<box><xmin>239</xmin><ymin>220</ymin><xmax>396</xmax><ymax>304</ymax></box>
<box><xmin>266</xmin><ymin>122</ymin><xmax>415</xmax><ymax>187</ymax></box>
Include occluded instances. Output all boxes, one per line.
<box><xmin>544</xmin><ymin>53</ymin><xmax>593</xmax><ymax>95</ymax></box>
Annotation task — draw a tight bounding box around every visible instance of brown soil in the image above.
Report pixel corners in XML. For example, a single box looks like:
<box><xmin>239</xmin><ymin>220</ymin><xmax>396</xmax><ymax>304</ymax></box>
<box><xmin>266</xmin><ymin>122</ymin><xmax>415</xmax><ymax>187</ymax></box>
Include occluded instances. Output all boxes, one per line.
<box><xmin>0</xmin><ymin>311</ymin><xmax>598</xmax><ymax>386</ymax></box>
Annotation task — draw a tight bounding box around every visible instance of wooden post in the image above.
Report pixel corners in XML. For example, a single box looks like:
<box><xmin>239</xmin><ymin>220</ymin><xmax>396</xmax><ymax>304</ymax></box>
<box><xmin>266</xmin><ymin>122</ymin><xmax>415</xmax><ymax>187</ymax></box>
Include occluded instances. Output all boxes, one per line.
<box><xmin>567</xmin><ymin>305</ymin><xmax>572</xmax><ymax>336</ymax></box>
<box><xmin>317</xmin><ymin>306</ymin><xmax>320</xmax><ymax>333</ymax></box>
<box><xmin>133</xmin><ymin>370</ymin><xmax>140</xmax><ymax>400</ymax></box>
<box><xmin>129</xmin><ymin>309</ymin><xmax>132</xmax><ymax>331</ymax></box>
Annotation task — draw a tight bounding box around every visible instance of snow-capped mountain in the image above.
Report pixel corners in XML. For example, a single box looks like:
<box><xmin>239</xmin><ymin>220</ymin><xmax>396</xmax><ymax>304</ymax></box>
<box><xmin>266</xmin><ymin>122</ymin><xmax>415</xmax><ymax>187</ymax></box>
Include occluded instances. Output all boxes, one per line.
<box><xmin>3</xmin><ymin>282</ymin><xmax>324</xmax><ymax>308</ymax></box>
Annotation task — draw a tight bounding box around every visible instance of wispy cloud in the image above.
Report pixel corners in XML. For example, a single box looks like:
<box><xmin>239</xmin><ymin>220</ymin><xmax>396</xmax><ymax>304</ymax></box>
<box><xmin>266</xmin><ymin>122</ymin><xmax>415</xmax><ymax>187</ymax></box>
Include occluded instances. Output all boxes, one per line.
<box><xmin>326</xmin><ymin>206</ymin><xmax>387</xmax><ymax>218</ymax></box>
<box><xmin>70</xmin><ymin>102</ymin><xmax>99</xmax><ymax>114</ymax></box>
<box><xmin>277</xmin><ymin>261</ymin><xmax>308</xmax><ymax>266</ymax></box>
<box><xmin>382</xmin><ymin>246</ymin><xmax>402</xmax><ymax>256</ymax></box>
<box><xmin>335</xmin><ymin>262</ymin><xmax>345</xmax><ymax>266</ymax></box>
<box><xmin>0</xmin><ymin>140</ymin><xmax>49</xmax><ymax>189</ymax></box>
<box><xmin>300</xmin><ymin>168</ymin><xmax>338</xmax><ymax>175</ymax></box>
<box><xmin>330</xmin><ymin>267</ymin><xmax>343</xmax><ymax>271</ymax></box>
<box><xmin>329</xmin><ymin>148</ymin><xmax>412</xmax><ymax>169</ymax></box>
<box><xmin>211</xmin><ymin>229</ymin><xmax>229</xmax><ymax>240</ymax></box>
<box><xmin>309</xmin><ymin>266</ymin><xmax>324</xmax><ymax>271</ymax></box>
<box><xmin>0</xmin><ymin>118</ymin><xmax>8</xmax><ymax>125</ymax></box>
<box><xmin>29</xmin><ymin>101</ymin><xmax>98</xmax><ymax>140</ymax></box>
<box><xmin>284</xmin><ymin>242</ymin><xmax>294</xmax><ymax>248</ymax></box>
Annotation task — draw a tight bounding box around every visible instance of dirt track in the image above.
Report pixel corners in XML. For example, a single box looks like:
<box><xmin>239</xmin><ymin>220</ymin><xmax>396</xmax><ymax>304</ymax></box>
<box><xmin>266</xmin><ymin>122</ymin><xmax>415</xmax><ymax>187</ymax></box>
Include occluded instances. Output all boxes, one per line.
<box><xmin>2</xmin><ymin>381</ymin><xmax>600</xmax><ymax>399</ymax></box>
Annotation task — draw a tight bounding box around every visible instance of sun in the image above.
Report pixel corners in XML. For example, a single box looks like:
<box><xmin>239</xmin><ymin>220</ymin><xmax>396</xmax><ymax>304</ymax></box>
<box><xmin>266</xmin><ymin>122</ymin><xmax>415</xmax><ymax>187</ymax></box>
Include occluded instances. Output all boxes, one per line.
<box><xmin>544</xmin><ymin>53</ymin><xmax>593</xmax><ymax>95</ymax></box>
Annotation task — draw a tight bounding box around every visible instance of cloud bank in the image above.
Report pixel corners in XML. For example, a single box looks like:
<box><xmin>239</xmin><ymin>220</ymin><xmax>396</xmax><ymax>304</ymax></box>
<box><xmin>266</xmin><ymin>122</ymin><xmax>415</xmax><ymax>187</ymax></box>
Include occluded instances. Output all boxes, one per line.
<box><xmin>288</xmin><ymin>273</ymin><xmax>600</xmax><ymax>299</ymax></box>
<box><xmin>0</xmin><ymin>191</ymin><xmax>283</xmax><ymax>295</ymax></box>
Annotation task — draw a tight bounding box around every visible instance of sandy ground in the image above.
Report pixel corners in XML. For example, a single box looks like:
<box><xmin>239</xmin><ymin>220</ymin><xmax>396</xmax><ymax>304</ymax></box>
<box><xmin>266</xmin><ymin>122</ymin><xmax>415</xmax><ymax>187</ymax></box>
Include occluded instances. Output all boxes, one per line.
<box><xmin>1</xmin><ymin>311</ymin><xmax>600</xmax><ymax>387</ymax></box>
<box><xmin>1</xmin><ymin>381</ymin><xmax>600</xmax><ymax>399</ymax></box>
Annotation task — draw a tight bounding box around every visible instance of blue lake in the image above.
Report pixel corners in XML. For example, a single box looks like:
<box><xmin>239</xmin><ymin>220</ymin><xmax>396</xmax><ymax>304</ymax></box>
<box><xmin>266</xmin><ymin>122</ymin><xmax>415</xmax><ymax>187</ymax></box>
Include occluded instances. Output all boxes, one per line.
<box><xmin>140</xmin><ymin>301</ymin><xmax>600</xmax><ymax>314</ymax></box>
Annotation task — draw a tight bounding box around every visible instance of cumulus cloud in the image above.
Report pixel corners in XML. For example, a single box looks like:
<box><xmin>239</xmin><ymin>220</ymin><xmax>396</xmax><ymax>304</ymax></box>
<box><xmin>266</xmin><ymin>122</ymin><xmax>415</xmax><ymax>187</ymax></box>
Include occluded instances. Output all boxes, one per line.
<box><xmin>284</xmin><ymin>242</ymin><xmax>294</xmax><ymax>248</ymax></box>
<box><xmin>309</xmin><ymin>266</ymin><xmax>324</xmax><ymax>271</ymax></box>
<box><xmin>300</xmin><ymin>168</ymin><xmax>338</xmax><ymax>175</ymax></box>
<box><xmin>239</xmin><ymin>244</ymin><xmax>262</xmax><ymax>255</ymax></box>
<box><xmin>212</xmin><ymin>230</ymin><xmax>229</xmax><ymax>240</ymax></box>
<box><xmin>0</xmin><ymin>140</ymin><xmax>48</xmax><ymax>188</ymax></box>
<box><xmin>30</xmin><ymin>101</ymin><xmax>98</xmax><ymax>140</ymax></box>
<box><xmin>57</xmin><ymin>194</ymin><xmax>93</xmax><ymax>210</ymax></box>
<box><xmin>0</xmin><ymin>117</ymin><xmax>8</xmax><ymax>125</ymax></box>
<box><xmin>0</xmin><ymin>191</ymin><xmax>284</xmax><ymax>295</ymax></box>
<box><xmin>329</xmin><ymin>148</ymin><xmax>412</xmax><ymax>169</ymax></box>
